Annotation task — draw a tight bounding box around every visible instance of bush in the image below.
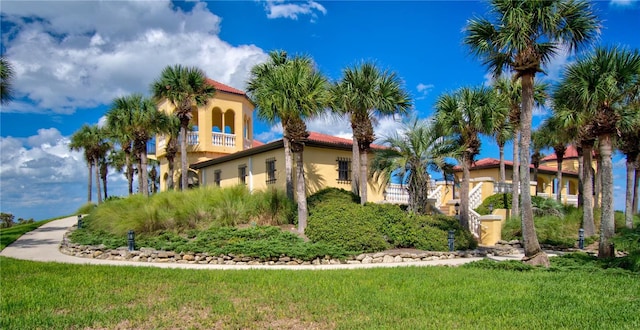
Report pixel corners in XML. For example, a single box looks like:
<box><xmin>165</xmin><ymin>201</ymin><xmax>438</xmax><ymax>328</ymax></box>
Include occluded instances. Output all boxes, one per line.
<box><xmin>306</xmin><ymin>190</ymin><xmax>477</xmax><ymax>252</ymax></box>
<box><xmin>76</xmin><ymin>203</ymin><xmax>96</xmax><ymax>215</ymax></box>
<box><xmin>306</xmin><ymin>201</ymin><xmax>389</xmax><ymax>252</ymax></box>
<box><xmin>249</xmin><ymin>188</ymin><xmax>295</xmax><ymax>225</ymax></box>
<box><xmin>307</xmin><ymin>187</ymin><xmax>360</xmax><ymax>209</ymax></box>
<box><xmin>475</xmin><ymin>193</ymin><xmax>511</xmax><ymax>215</ymax></box>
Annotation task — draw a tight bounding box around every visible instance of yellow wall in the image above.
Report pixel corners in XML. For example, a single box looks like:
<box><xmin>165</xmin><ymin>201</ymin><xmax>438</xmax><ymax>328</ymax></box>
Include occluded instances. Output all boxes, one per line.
<box><xmin>196</xmin><ymin>145</ymin><xmax>384</xmax><ymax>201</ymax></box>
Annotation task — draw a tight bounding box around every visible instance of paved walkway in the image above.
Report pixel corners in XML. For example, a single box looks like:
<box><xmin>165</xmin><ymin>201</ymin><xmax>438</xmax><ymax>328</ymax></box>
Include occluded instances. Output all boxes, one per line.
<box><xmin>1</xmin><ymin>216</ymin><xmax>529</xmax><ymax>270</ymax></box>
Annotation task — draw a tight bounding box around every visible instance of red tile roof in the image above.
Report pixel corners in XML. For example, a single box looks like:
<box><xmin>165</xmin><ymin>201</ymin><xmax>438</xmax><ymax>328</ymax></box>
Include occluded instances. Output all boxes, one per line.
<box><xmin>252</xmin><ymin>140</ymin><xmax>264</xmax><ymax>148</ymax></box>
<box><xmin>541</xmin><ymin>145</ymin><xmax>581</xmax><ymax>161</ymax></box>
<box><xmin>205</xmin><ymin>79</ymin><xmax>246</xmax><ymax>96</ymax></box>
<box><xmin>454</xmin><ymin>157</ymin><xmax>578</xmax><ymax>176</ymax></box>
<box><xmin>307</xmin><ymin>132</ymin><xmax>385</xmax><ymax>149</ymax></box>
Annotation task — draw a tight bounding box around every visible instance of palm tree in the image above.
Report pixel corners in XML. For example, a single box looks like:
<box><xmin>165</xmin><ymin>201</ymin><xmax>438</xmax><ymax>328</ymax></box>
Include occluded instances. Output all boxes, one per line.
<box><xmin>434</xmin><ymin>86</ymin><xmax>504</xmax><ymax>231</ymax></box>
<box><xmin>331</xmin><ymin>62</ymin><xmax>412</xmax><ymax>205</ymax></box>
<box><xmin>493</xmin><ymin>77</ymin><xmax>548</xmax><ymax>218</ymax></box>
<box><xmin>619</xmin><ymin>117</ymin><xmax>640</xmax><ymax>229</ymax></box>
<box><xmin>107</xmin><ymin>94</ymin><xmax>170</xmax><ymax>197</ymax></box>
<box><xmin>69</xmin><ymin>124</ymin><xmax>109</xmax><ymax>204</ymax></box>
<box><xmin>247</xmin><ymin>53</ymin><xmax>329</xmax><ymax>233</ymax></box>
<box><xmin>163</xmin><ymin>116</ymin><xmax>181</xmax><ymax>191</ymax></box>
<box><xmin>246</xmin><ymin>50</ymin><xmax>294</xmax><ymax>200</ymax></box>
<box><xmin>106</xmin><ymin>99</ymin><xmax>135</xmax><ymax>195</ymax></box>
<box><xmin>560</xmin><ymin>47</ymin><xmax>640</xmax><ymax>258</ymax></box>
<box><xmin>1</xmin><ymin>56</ymin><xmax>14</xmax><ymax>105</ymax></box>
<box><xmin>553</xmin><ymin>87</ymin><xmax>598</xmax><ymax>236</ymax></box>
<box><xmin>151</xmin><ymin>65</ymin><xmax>216</xmax><ymax>191</ymax></box>
<box><xmin>370</xmin><ymin>118</ymin><xmax>455</xmax><ymax>214</ymax></box>
<box><xmin>464</xmin><ymin>0</ymin><xmax>599</xmax><ymax>266</ymax></box>
<box><xmin>536</xmin><ymin>116</ymin><xmax>573</xmax><ymax>202</ymax></box>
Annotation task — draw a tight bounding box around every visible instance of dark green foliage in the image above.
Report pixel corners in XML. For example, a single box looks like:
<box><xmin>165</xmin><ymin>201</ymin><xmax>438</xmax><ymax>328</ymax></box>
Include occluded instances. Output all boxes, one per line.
<box><xmin>611</xmin><ymin>225</ymin><xmax>640</xmax><ymax>272</ymax></box>
<box><xmin>306</xmin><ymin>191</ymin><xmax>476</xmax><ymax>252</ymax></box>
<box><xmin>475</xmin><ymin>193</ymin><xmax>511</xmax><ymax>215</ymax></box>
<box><xmin>306</xmin><ymin>187</ymin><xmax>360</xmax><ymax>209</ymax></box>
<box><xmin>306</xmin><ymin>202</ymin><xmax>390</xmax><ymax>252</ymax></box>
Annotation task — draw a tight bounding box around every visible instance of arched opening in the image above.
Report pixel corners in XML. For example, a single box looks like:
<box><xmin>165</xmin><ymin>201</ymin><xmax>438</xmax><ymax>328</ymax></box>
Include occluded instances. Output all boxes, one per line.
<box><xmin>212</xmin><ymin>107</ymin><xmax>223</xmax><ymax>133</ymax></box>
<box><xmin>224</xmin><ymin>110</ymin><xmax>235</xmax><ymax>134</ymax></box>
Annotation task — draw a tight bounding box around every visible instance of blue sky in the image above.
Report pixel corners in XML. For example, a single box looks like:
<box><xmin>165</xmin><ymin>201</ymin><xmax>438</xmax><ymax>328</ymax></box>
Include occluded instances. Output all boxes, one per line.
<box><xmin>1</xmin><ymin>0</ymin><xmax>639</xmax><ymax>220</ymax></box>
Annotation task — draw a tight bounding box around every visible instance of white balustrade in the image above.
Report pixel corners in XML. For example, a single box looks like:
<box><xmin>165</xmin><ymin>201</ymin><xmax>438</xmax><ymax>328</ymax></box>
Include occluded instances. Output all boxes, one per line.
<box><xmin>468</xmin><ymin>183</ymin><xmax>484</xmax><ymax>209</ymax></box>
<box><xmin>212</xmin><ymin>132</ymin><xmax>236</xmax><ymax>147</ymax></box>
<box><xmin>469</xmin><ymin>209</ymin><xmax>481</xmax><ymax>239</ymax></box>
<box><xmin>428</xmin><ymin>185</ymin><xmax>444</xmax><ymax>208</ymax></box>
<box><xmin>384</xmin><ymin>183</ymin><xmax>409</xmax><ymax>204</ymax></box>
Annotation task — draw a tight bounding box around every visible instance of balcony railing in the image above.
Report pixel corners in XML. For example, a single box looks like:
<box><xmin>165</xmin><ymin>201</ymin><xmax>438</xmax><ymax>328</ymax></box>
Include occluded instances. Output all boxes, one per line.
<box><xmin>212</xmin><ymin>132</ymin><xmax>235</xmax><ymax>147</ymax></box>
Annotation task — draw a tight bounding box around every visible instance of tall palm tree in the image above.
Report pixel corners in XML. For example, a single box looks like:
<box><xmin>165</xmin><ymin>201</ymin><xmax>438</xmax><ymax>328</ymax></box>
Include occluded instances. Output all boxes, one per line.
<box><xmin>69</xmin><ymin>124</ymin><xmax>109</xmax><ymax>204</ymax></box>
<box><xmin>493</xmin><ymin>77</ymin><xmax>548</xmax><ymax>218</ymax></box>
<box><xmin>163</xmin><ymin>116</ymin><xmax>181</xmax><ymax>191</ymax></box>
<box><xmin>107</xmin><ymin>94</ymin><xmax>170</xmax><ymax>197</ymax></box>
<box><xmin>464</xmin><ymin>0</ymin><xmax>599</xmax><ymax>266</ymax></box>
<box><xmin>248</xmin><ymin>54</ymin><xmax>329</xmax><ymax>233</ymax></box>
<box><xmin>619</xmin><ymin>116</ymin><xmax>640</xmax><ymax>229</ymax></box>
<box><xmin>560</xmin><ymin>47</ymin><xmax>640</xmax><ymax>258</ymax></box>
<box><xmin>151</xmin><ymin>65</ymin><xmax>216</xmax><ymax>191</ymax></box>
<box><xmin>1</xmin><ymin>56</ymin><xmax>15</xmax><ymax>105</ymax></box>
<box><xmin>246</xmin><ymin>50</ymin><xmax>294</xmax><ymax>200</ymax></box>
<box><xmin>331</xmin><ymin>62</ymin><xmax>412</xmax><ymax>205</ymax></box>
<box><xmin>434</xmin><ymin>86</ymin><xmax>503</xmax><ymax>231</ymax></box>
<box><xmin>370</xmin><ymin>118</ymin><xmax>455</xmax><ymax>214</ymax></box>
<box><xmin>106</xmin><ymin>99</ymin><xmax>135</xmax><ymax>195</ymax></box>
<box><xmin>536</xmin><ymin>116</ymin><xmax>573</xmax><ymax>202</ymax></box>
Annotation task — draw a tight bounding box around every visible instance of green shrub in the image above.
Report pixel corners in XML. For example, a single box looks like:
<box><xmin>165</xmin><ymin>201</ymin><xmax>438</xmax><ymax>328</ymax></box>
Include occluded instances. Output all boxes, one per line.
<box><xmin>306</xmin><ymin>201</ymin><xmax>389</xmax><ymax>252</ymax></box>
<box><xmin>249</xmin><ymin>188</ymin><xmax>295</xmax><ymax>225</ymax></box>
<box><xmin>307</xmin><ymin>187</ymin><xmax>360</xmax><ymax>209</ymax></box>
<box><xmin>463</xmin><ymin>259</ymin><xmax>535</xmax><ymax>271</ymax></box>
<box><xmin>475</xmin><ymin>193</ymin><xmax>511</xmax><ymax>215</ymax></box>
<box><xmin>76</xmin><ymin>203</ymin><xmax>96</xmax><ymax>215</ymax></box>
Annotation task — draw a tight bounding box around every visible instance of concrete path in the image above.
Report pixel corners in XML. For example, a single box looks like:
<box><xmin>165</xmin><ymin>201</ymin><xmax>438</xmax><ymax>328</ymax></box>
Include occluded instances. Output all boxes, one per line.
<box><xmin>1</xmin><ymin>216</ymin><xmax>527</xmax><ymax>270</ymax></box>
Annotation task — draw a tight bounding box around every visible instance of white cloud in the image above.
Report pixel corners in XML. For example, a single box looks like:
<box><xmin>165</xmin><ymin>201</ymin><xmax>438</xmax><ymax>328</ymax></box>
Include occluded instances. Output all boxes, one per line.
<box><xmin>415</xmin><ymin>83</ymin><xmax>434</xmax><ymax>100</ymax></box>
<box><xmin>610</xmin><ymin>0</ymin><xmax>634</xmax><ymax>6</ymax></box>
<box><xmin>263</xmin><ymin>0</ymin><xmax>327</xmax><ymax>21</ymax></box>
<box><xmin>1</xmin><ymin>0</ymin><xmax>268</xmax><ymax>114</ymax></box>
<box><xmin>255</xmin><ymin>123</ymin><xmax>283</xmax><ymax>143</ymax></box>
<box><xmin>0</xmin><ymin>128</ymin><xmax>130</xmax><ymax>220</ymax></box>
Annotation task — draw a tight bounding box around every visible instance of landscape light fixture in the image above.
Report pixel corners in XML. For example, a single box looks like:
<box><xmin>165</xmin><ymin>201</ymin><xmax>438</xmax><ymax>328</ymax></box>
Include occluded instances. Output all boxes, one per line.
<box><xmin>128</xmin><ymin>230</ymin><xmax>135</xmax><ymax>252</ymax></box>
<box><xmin>454</xmin><ymin>202</ymin><xmax>460</xmax><ymax>215</ymax></box>
<box><xmin>77</xmin><ymin>214</ymin><xmax>83</xmax><ymax>229</ymax></box>
<box><xmin>488</xmin><ymin>203</ymin><xmax>494</xmax><ymax>214</ymax></box>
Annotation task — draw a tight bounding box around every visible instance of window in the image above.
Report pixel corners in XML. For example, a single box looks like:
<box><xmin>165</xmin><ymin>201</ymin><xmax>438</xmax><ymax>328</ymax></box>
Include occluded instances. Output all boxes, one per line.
<box><xmin>266</xmin><ymin>158</ymin><xmax>276</xmax><ymax>184</ymax></box>
<box><xmin>214</xmin><ymin>170</ymin><xmax>221</xmax><ymax>187</ymax></box>
<box><xmin>238</xmin><ymin>164</ymin><xmax>247</xmax><ymax>184</ymax></box>
<box><xmin>337</xmin><ymin>157</ymin><xmax>351</xmax><ymax>184</ymax></box>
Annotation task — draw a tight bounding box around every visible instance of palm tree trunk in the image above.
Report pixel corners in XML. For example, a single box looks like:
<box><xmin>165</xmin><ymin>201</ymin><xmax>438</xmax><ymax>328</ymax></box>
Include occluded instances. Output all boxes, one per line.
<box><xmin>512</xmin><ymin>131</ymin><xmax>520</xmax><ymax>219</ymax></box>
<box><xmin>499</xmin><ymin>144</ymin><xmax>506</xmax><ymax>182</ymax></box>
<box><xmin>556</xmin><ymin>158</ymin><xmax>563</xmax><ymax>202</ymax></box>
<box><xmin>101</xmin><ymin>163</ymin><xmax>108</xmax><ymax>200</ymax></box>
<box><xmin>598</xmin><ymin>134</ymin><xmax>615</xmax><ymax>259</ymax></box>
<box><xmin>519</xmin><ymin>73</ymin><xmax>547</xmax><ymax>266</ymax></box>
<box><xmin>295</xmin><ymin>150</ymin><xmax>308</xmax><ymax>234</ymax></box>
<box><xmin>94</xmin><ymin>157</ymin><xmax>102</xmax><ymax>204</ymax></box>
<box><xmin>352</xmin><ymin>136</ymin><xmax>360</xmax><ymax>197</ymax></box>
<box><xmin>577</xmin><ymin>147</ymin><xmax>584</xmax><ymax>207</ymax></box>
<box><xmin>460</xmin><ymin>153</ymin><xmax>471</xmax><ymax>230</ymax></box>
<box><xmin>582</xmin><ymin>143</ymin><xmax>596</xmax><ymax>237</ymax></box>
<box><xmin>180</xmin><ymin>125</ymin><xmax>188</xmax><ymax>191</ymax></box>
<box><xmin>594</xmin><ymin>156</ymin><xmax>602</xmax><ymax>209</ymax></box>
<box><xmin>167</xmin><ymin>158</ymin><xmax>174</xmax><ymax>190</ymax></box>
<box><xmin>625</xmin><ymin>153</ymin><xmax>637</xmax><ymax>229</ymax></box>
<box><xmin>87</xmin><ymin>162</ymin><xmax>92</xmax><ymax>203</ymax></box>
<box><xmin>283</xmin><ymin>136</ymin><xmax>294</xmax><ymax>201</ymax></box>
<box><xmin>360</xmin><ymin>148</ymin><xmax>368</xmax><ymax>205</ymax></box>
<box><xmin>126</xmin><ymin>151</ymin><xmax>133</xmax><ymax>195</ymax></box>
<box><xmin>140</xmin><ymin>148</ymin><xmax>149</xmax><ymax>197</ymax></box>
<box><xmin>634</xmin><ymin>158</ymin><xmax>639</xmax><ymax>215</ymax></box>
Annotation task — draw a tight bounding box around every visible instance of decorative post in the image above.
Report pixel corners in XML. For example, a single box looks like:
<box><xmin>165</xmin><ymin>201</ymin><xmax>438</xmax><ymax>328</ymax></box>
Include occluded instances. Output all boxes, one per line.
<box><xmin>77</xmin><ymin>215</ymin><xmax>83</xmax><ymax>229</ymax></box>
<box><xmin>448</xmin><ymin>230</ymin><xmax>455</xmax><ymax>252</ymax></box>
<box><xmin>127</xmin><ymin>230</ymin><xmax>135</xmax><ymax>252</ymax></box>
<box><xmin>578</xmin><ymin>228</ymin><xmax>585</xmax><ymax>250</ymax></box>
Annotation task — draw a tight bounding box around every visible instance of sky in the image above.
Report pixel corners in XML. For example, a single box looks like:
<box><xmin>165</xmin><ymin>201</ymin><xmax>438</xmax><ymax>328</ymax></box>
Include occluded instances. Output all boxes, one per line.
<box><xmin>1</xmin><ymin>0</ymin><xmax>639</xmax><ymax>221</ymax></box>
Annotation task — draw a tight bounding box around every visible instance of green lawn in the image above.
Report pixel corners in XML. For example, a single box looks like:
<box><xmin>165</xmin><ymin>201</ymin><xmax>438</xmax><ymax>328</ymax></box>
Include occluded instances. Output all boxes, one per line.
<box><xmin>1</xmin><ymin>257</ymin><xmax>638</xmax><ymax>329</ymax></box>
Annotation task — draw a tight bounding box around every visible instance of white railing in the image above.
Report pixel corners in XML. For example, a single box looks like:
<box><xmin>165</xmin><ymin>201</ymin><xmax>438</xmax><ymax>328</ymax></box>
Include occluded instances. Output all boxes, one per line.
<box><xmin>537</xmin><ymin>193</ymin><xmax>579</xmax><ymax>207</ymax></box>
<box><xmin>469</xmin><ymin>209</ymin><xmax>481</xmax><ymax>239</ymax></box>
<box><xmin>428</xmin><ymin>184</ymin><xmax>444</xmax><ymax>208</ymax></box>
<box><xmin>469</xmin><ymin>182</ymin><xmax>484</xmax><ymax>209</ymax></box>
<box><xmin>384</xmin><ymin>183</ymin><xmax>409</xmax><ymax>204</ymax></box>
<box><xmin>212</xmin><ymin>132</ymin><xmax>235</xmax><ymax>147</ymax></box>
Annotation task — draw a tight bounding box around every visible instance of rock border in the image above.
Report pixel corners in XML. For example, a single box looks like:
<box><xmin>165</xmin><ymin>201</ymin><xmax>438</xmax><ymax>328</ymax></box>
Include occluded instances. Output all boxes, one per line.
<box><xmin>60</xmin><ymin>228</ymin><xmax>522</xmax><ymax>266</ymax></box>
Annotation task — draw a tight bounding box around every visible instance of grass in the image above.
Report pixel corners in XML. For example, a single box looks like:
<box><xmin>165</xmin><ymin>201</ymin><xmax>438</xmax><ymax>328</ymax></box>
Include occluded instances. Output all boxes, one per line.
<box><xmin>0</xmin><ymin>218</ymin><xmax>58</xmax><ymax>250</ymax></box>
<box><xmin>1</xmin><ymin>256</ymin><xmax>639</xmax><ymax>329</ymax></box>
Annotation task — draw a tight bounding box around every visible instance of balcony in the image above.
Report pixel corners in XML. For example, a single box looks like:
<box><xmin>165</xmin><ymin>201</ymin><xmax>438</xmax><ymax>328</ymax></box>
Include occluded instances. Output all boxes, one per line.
<box><xmin>212</xmin><ymin>132</ymin><xmax>235</xmax><ymax>147</ymax></box>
